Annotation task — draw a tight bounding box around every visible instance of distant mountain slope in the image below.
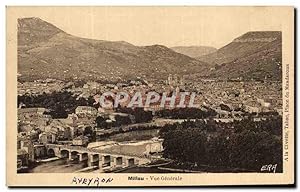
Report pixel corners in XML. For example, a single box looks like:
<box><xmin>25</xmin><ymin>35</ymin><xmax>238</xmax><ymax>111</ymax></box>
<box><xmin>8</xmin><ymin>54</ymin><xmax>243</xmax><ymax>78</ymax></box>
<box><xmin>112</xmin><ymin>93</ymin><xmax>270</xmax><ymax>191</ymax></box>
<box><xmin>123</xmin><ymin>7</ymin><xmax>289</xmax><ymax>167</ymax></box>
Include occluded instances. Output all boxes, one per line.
<box><xmin>198</xmin><ymin>31</ymin><xmax>281</xmax><ymax>65</ymax></box>
<box><xmin>18</xmin><ymin>17</ymin><xmax>63</xmax><ymax>46</ymax></box>
<box><xmin>198</xmin><ymin>31</ymin><xmax>282</xmax><ymax>81</ymax></box>
<box><xmin>170</xmin><ymin>46</ymin><xmax>217</xmax><ymax>58</ymax></box>
<box><xmin>17</xmin><ymin>17</ymin><xmax>209</xmax><ymax>81</ymax></box>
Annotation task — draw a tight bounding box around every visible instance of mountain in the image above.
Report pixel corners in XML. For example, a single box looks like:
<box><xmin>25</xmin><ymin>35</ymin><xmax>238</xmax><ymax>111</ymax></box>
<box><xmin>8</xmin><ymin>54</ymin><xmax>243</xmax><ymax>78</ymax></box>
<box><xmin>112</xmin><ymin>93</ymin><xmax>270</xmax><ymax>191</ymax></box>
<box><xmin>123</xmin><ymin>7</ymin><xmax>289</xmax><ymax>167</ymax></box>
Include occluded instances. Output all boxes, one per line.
<box><xmin>197</xmin><ymin>31</ymin><xmax>282</xmax><ymax>81</ymax></box>
<box><xmin>17</xmin><ymin>18</ymin><xmax>282</xmax><ymax>82</ymax></box>
<box><xmin>170</xmin><ymin>46</ymin><xmax>217</xmax><ymax>58</ymax></box>
<box><xmin>17</xmin><ymin>17</ymin><xmax>209</xmax><ymax>82</ymax></box>
<box><xmin>18</xmin><ymin>17</ymin><xmax>63</xmax><ymax>46</ymax></box>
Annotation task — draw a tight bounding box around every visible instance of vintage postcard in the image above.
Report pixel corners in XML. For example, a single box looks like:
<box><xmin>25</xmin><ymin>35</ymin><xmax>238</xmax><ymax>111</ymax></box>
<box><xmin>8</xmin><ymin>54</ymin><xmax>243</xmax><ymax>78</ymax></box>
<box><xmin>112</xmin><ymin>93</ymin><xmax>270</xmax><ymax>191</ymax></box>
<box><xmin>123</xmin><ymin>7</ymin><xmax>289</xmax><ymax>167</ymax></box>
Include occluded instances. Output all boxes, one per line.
<box><xmin>6</xmin><ymin>6</ymin><xmax>294</xmax><ymax>187</ymax></box>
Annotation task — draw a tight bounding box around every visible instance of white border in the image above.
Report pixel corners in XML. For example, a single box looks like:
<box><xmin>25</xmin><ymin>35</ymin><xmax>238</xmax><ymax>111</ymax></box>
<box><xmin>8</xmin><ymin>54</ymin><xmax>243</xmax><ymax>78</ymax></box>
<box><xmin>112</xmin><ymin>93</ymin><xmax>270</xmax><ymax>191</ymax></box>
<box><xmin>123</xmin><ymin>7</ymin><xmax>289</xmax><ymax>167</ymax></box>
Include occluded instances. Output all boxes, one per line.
<box><xmin>1</xmin><ymin>0</ymin><xmax>298</xmax><ymax>191</ymax></box>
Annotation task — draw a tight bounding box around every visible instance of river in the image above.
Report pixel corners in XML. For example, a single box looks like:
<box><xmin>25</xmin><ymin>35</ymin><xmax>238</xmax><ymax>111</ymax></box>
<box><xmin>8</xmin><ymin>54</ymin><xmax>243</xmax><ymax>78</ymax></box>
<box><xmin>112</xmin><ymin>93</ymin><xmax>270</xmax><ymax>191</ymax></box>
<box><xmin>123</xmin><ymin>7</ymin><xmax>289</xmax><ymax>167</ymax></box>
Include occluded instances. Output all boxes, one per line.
<box><xmin>27</xmin><ymin>158</ymin><xmax>87</xmax><ymax>173</ymax></box>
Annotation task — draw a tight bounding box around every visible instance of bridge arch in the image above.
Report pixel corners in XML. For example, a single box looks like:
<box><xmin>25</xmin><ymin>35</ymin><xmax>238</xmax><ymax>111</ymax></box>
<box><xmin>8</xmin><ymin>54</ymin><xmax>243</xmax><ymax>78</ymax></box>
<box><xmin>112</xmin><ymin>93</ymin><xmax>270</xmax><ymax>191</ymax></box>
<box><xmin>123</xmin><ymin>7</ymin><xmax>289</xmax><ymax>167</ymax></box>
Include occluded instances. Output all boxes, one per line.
<box><xmin>79</xmin><ymin>152</ymin><xmax>88</xmax><ymax>162</ymax></box>
<box><xmin>82</xmin><ymin>152</ymin><xmax>88</xmax><ymax>156</ymax></box>
<box><xmin>44</xmin><ymin>144</ymin><xmax>151</xmax><ymax>170</ymax></box>
<box><xmin>103</xmin><ymin>155</ymin><xmax>111</xmax><ymax>167</ymax></box>
<box><xmin>116</xmin><ymin>157</ymin><xmax>123</xmax><ymax>166</ymax></box>
<box><xmin>70</xmin><ymin>151</ymin><xmax>79</xmax><ymax>160</ymax></box>
<box><xmin>88</xmin><ymin>154</ymin><xmax>100</xmax><ymax>167</ymax></box>
<box><xmin>128</xmin><ymin>158</ymin><xmax>135</xmax><ymax>166</ymax></box>
<box><xmin>47</xmin><ymin>148</ymin><xmax>55</xmax><ymax>157</ymax></box>
<box><xmin>71</xmin><ymin>151</ymin><xmax>79</xmax><ymax>155</ymax></box>
<box><xmin>60</xmin><ymin>149</ymin><xmax>70</xmax><ymax>158</ymax></box>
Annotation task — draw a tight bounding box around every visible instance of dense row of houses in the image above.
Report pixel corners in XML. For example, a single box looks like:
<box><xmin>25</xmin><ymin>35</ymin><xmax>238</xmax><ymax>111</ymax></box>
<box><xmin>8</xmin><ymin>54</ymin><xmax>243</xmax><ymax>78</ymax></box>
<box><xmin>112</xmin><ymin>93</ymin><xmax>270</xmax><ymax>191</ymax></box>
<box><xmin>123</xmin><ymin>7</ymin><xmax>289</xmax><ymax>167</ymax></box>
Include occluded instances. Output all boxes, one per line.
<box><xmin>17</xmin><ymin>106</ymin><xmax>99</xmax><ymax>169</ymax></box>
<box><xmin>17</xmin><ymin>78</ymin><xmax>282</xmax><ymax>170</ymax></box>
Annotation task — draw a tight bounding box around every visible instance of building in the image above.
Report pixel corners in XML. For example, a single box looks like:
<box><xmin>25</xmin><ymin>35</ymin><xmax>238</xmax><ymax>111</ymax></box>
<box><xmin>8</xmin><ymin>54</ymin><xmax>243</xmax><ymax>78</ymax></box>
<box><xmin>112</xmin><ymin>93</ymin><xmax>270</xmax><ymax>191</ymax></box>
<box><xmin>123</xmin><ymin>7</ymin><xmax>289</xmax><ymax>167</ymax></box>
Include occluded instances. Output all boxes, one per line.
<box><xmin>72</xmin><ymin>135</ymin><xmax>89</xmax><ymax>146</ymax></box>
<box><xmin>145</xmin><ymin>138</ymin><xmax>164</xmax><ymax>155</ymax></box>
<box><xmin>38</xmin><ymin>132</ymin><xmax>56</xmax><ymax>144</ymax></box>
<box><xmin>18</xmin><ymin>107</ymin><xmax>46</xmax><ymax>117</ymax></box>
<box><xmin>18</xmin><ymin>138</ymin><xmax>34</xmax><ymax>161</ymax></box>
<box><xmin>75</xmin><ymin>106</ymin><xmax>98</xmax><ymax>117</ymax></box>
<box><xmin>63</xmin><ymin>126</ymin><xmax>76</xmax><ymax>140</ymax></box>
<box><xmin>17</xmin><ymin>149</ymin><xmax>29</xmax><ymax>169</ymax></box>
<box><xmin>166</xmin><ymin>74</ymin><xmax>185</xmax><ymax>88</ymax></box>
<box><xmin>245</xmin><ymin>105</ymin><xmax>261</xmax><ymax>113</ymax></box>
<box><xmin>33</xmin><ymin>144</ymin><xmax>47</xmax><ymax>159</ymax></box>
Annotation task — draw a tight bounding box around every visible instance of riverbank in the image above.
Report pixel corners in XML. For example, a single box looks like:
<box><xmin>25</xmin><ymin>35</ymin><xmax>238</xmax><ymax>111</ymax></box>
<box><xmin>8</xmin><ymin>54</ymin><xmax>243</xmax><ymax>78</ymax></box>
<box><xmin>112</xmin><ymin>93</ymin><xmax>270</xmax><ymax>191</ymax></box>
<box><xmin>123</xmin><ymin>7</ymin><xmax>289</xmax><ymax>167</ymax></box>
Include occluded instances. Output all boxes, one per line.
<box><xmin>20</xmin><ymin>158</ymin><xmax>88</xmax><ymax>173</ymax></box>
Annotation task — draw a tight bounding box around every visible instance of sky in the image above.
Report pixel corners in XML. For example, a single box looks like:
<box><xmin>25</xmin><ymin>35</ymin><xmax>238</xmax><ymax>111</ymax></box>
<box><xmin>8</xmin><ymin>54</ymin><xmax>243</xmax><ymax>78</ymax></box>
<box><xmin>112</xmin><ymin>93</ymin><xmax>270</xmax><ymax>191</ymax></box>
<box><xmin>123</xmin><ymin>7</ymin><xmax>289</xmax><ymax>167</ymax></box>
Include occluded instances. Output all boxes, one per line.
<box><xmin>8</xmin><ymin>6</ymin><xmax>288</xmax><ymax>48</ymax></box>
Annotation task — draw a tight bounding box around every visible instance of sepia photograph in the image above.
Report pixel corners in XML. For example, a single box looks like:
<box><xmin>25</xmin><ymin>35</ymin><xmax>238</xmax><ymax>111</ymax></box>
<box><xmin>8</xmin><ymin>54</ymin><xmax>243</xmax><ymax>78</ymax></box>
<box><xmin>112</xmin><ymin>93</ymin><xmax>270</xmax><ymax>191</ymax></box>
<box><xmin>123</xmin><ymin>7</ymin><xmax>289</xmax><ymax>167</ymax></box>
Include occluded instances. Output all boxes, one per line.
<box><xmin>6</xmin><ymin>6</ymin><xmax>294</xmax><ymax>186</ymax></box>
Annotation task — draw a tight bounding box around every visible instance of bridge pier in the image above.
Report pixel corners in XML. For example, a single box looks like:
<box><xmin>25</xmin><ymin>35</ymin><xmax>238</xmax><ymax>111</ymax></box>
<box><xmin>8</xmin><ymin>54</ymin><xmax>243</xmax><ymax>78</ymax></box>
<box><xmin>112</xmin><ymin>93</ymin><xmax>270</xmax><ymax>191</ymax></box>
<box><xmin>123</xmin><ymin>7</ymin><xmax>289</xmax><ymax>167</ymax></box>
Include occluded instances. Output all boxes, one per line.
<box><xmin>60</xmin><ymin>149</ymin><xmax>70</xmax><ymax>159</ymax></box>
<box><xmin>116</xmin><ymin>157</ymin><xmax>123</xmax><ymax>167</ymax></box>
<box><xmin>102</xmin><ymin>155</ymin><xmax>111</xmax><ymax>168</ymax></box>
<box><xmin>98</xmin><ymin>160</ymin><xmax>103</xmax><ymax>172</ymax></box>
<box><xmin>126</xmin><ymin>158</ymin><xmax>136</xmax><ymax>167</ymax></box>
<box><xmin>110</xmin><ymin>156</ymin><xmax>116</xmax><ymax>168</ymax></box>
<box><xmin>78</xmin><ymin>153</ymin><xmax>88</xmax><ymax>162</ymax></box>
<box><xmin>111</xmin><ymin>156</ymin><xmax>124</xmax><ymax>168</ymax></box>
<box><xmin>88</xmin><ymin>154</ymin><xmax>100</xmax><ymax>167</ymax></box>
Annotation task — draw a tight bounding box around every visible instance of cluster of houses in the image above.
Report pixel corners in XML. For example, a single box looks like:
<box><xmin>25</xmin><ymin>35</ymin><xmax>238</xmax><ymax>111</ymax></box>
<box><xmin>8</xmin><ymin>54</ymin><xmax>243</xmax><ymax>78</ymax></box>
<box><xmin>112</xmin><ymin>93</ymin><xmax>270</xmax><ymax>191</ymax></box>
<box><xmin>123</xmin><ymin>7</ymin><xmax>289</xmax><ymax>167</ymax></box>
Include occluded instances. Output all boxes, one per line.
<box><xmin>192</xmin><ymin>81</ymin><xmax>282</xmax><ymax>116</ymax></box>
<box><xmin>17</xmin><ymin>79</ymin><xmax>66</xmax><ymax>96</ymax></box>
<box><xmin>17</xmin><ymin>105</ymin><xmax>99</xmax><ymax>170</ymax></box>
<box><xmin>16</xmin><ymin>76</ymin><xmax>282</xmax><ymax>170</ymax></box>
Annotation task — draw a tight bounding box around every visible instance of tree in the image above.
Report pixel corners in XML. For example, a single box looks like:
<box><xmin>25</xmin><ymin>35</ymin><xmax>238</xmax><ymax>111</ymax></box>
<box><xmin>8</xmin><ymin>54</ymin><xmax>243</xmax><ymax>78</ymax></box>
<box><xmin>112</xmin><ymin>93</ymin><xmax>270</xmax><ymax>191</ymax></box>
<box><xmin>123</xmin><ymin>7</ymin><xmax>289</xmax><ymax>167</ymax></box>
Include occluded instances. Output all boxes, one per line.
<box><xmin>160</xmin><ymin>117</ymin><xmax>283</xmax><ymax>172</ymax></box>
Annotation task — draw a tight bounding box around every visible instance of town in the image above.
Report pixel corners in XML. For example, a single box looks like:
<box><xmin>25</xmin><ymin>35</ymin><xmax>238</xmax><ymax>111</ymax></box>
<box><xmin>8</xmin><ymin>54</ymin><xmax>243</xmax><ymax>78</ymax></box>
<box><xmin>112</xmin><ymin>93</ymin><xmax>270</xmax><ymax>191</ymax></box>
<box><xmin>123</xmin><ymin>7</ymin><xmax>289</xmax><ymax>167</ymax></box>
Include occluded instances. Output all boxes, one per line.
<box><xmin>17</xmin><ymin>74</ymin><xmax>283</xmax><ymax>173</ymax></box>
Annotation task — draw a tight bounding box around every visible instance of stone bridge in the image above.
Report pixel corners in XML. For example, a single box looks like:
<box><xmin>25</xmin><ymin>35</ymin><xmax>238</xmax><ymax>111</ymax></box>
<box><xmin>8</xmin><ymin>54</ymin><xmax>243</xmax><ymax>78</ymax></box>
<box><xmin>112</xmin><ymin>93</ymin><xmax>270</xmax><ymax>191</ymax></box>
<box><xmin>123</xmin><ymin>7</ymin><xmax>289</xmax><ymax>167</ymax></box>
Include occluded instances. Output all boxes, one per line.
<box><xmin>45</xmin><ymin>144</ymin><xmax>151</xmax><ymax>172</ymax></box>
